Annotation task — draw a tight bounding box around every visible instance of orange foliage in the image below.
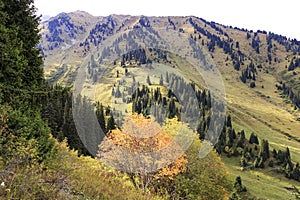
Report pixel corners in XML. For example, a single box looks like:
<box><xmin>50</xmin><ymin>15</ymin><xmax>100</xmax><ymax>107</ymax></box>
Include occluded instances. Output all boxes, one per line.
<box><xmin>97</xmin><ymin>114</ymin><xmax>188</xmax><ymax>179</ymax></box>
<box><xmin>104</xmin><ymin>114</ymin><xmax>175</xmax><ymax>153</ymax></box>
<box><xmin>155</xmin><ymin>154</ymin><xmax>188</xmax><ymax>180</ymax></box>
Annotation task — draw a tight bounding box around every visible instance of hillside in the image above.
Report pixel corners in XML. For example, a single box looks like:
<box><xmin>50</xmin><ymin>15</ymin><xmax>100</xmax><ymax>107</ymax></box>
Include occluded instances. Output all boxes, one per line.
<box><xmin>38</xmin><ymin>11</ymin><xmax>300</xmax><ymax>199</ymax></box>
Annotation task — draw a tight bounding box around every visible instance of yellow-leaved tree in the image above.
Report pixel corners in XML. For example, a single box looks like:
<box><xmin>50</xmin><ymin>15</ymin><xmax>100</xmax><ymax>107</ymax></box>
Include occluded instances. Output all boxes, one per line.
<box><xmin>97</xmin><ymin>114</ymin><xmax>190</xmax><ymax>191</ymax></box>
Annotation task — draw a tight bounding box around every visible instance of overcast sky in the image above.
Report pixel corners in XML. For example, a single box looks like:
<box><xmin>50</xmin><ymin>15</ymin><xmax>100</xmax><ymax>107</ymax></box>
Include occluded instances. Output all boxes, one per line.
<box><xmin>35</xmin><ymin>0</ymin><xmax>300</xmax><ymax>40</ymax></box>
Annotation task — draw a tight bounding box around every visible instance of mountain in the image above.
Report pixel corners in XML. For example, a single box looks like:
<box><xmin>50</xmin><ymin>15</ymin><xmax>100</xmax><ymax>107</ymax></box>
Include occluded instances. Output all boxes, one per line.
<box><xmin>39</xmin><ymin>11</ymin><xmax>300</xmax><ymax>199</ymax></box>
<box><xmin>41</xmin><ymin>14</ymin><xmax>51</xmax><ymax>22</ymax></box>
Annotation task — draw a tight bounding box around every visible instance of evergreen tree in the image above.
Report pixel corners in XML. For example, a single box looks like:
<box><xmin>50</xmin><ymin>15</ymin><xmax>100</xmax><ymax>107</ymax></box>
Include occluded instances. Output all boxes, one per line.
<box><xmin>292</xmin><ymin>185</ymin><xmax>300</xmax><ymax>199</ymax></box>
<box><xmin>106</xmin><ymin>113</ymin><xmax>116</xmax><ymax>132</ymax></box>
<box><xmin>292</xmin><ymin>163</ymin><xmax>300</xmax><ymax>181</ymax></box>
<box><xmin>272</xmin><ymin>149</ymin><xmax>277</xmax><ymax>158</ymax></box>
<box><xmin>249</xmin><ymin>133</ymin><xmax>259</xmax><ymax>144</ymax></box>
<box><xmin>277</xmin><ymin>150</ymin><xmax>285</xmax><ymax>164</ymax></box>
<box><xmin>115</xmin><ymin>85</ymin><xmax>121</xmax><ymax>98</ymax></box>
<box><xmin>261</xmin><ymin>139</ymin><xmax>270</xmax><ymax>161</ymax></box>
<box><xmin>250</xmin><ymin>82</ymin><xmax>256</xmax><ymax>88</ymax></box>
<box><xmin>159</xmin><ymin>74</ymin><xmax>163</xmax><ymax>85</ymax></box>
<box><xmin>168</xmin><ymin>98</ymin><xmax>177</xmax><ymax>118</ymax></box>
<box><xmin>0</xmin><ymin>0</ymin><xmax>44</xmax><ymax>97</ymax></box>
<box><xmin>0</xmin><ymin>0</ymin><xmax>57</xmax><ymax>161</ymax></box>
<box><xmin>285</xmin><ymin>147</ymin><xmax>291</xmax><ymax>161</ymax></box>
<box><xmin>240</xmin><ymin>130</ymin><xmax>245</xmax><ymax>141</ymax></box>
<box><xmin>234</xmin><ymin>176</ymin><xmax>247</xmax><ymax>193</ymax></box>
<box><xmin>226</xmin><ymin>115</ymin><xmax>232</xmax><ymax>128</ymax></box>
<box><xmin>146</xmin><ymin>75</ymin><xmax>151</xmax><ymax>85</ymax></box>
<box><xmin>165</xmin><ymin>72</ymin><xmax>169</xmax><ymax>83</ymax></box>
<box><xmin>96</xmin><ymin>102</ymin><xmax>106</xmax><ymax>133</ymax></box>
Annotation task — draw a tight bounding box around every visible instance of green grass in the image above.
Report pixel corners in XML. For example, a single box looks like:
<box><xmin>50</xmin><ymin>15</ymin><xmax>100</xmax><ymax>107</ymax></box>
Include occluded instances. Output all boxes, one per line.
<box><xmin>224</xmin><ymin>71</ymin><xmax>300</xmax><ymax>164</ymax></box>
<box><xmin>222</xmin><ymin>156</ymin><xmax>298</xmax><ymax>200</ymax></box>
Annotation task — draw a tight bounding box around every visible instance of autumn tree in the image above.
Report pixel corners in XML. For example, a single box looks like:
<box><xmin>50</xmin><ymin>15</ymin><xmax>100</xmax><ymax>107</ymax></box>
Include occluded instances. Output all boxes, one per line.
<box><xmin>97</xmin><ymin>114</ymin><xmax>188</xmax><ymax>191</ymax></box>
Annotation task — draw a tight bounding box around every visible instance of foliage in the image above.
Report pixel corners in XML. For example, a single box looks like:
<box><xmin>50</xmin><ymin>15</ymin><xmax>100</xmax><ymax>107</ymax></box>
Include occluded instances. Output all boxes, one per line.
<box><xmin>51</xmin><ymin>139</ymin><xmax>160</xmax><ymax>199</ymax></box>
<box><xmin>0</xmin><ymin>104</ymin><xmax>57</xmax><ymax>199</ymax></box>
<box><xmin>155</xmin><ymin>138</ymin><xmax>232</xmax><ymax>199</ymax></box>
<box><xmin>216</xmin><ymin>115</ymin><xmax>300</xmax><ymax>182</ymax></box>
<box><xmin>41</xmin><ymin>86</ymin><xmax>90</xmax><ymax>156</ymax></box>
<box><xmin>98</xmin><ymin>115</ymin><xmax>188</xmax><ymax>191</ymax></box>
<box><xmin>233</xmin><ymin>176</ymin><xmax>247</xmax><ymax>193</ymax></box>
<box><xmin>0</xmin><ymin>101</ymin><xmax>56</xmax><ymax>169</ymax></box>
<box><xmin>0</xmin><ymin>135</ymin><xmax>158</xmax><ymax>199</ymax></box>
<box><xmin>0</xmin><ymin>0</ymin><xmax>44</xmax><ymax>102</ymax></box>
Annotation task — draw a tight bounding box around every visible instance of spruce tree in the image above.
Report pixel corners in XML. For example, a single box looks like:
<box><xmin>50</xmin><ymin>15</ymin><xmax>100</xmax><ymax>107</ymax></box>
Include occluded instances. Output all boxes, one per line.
<box><xmin>226</xmin><ymin>115</ymin><xmax>232</xmax><ymax>128</ymax></box>
<box><xmin>106</xmin><ymin>113</ymin><xmax>116</xmax><ymax>132</ymax></box>
<box><xmin>0</xmin><ymin>0</ymin><xmax>56</xmax><ymax>161</ymax></box>
<box><xmin>96</xmin><ymin>102</ymin><xmax>106</xmax><ymax>133</ymax></box>
<box><xmin>262</xmin><ymin>140</ymin><xmax>270</xmax><ymax>160</ymax></box>
<box><xmin>159</xmin><ymin>74</ymin><xmax>163</xmax><ymax>85</ymax></box>
<box><xmin>146</xmin><ymin>75</ymin><xmax>151</xmax><ymax>85</ymax></box>
<box><xmin>0</xmin><ymin>0</ymin><xmax>44</xmax><ymax>94</ymax></box>
<box><xmin>165</xmin><ymin>72</ymin><xmax>169</xmax><ymax>83</ymax></box>
<box><xmin>249</xmin><ymin>133</ymin><xmax>259</xmax><ymax>144</ymax></box>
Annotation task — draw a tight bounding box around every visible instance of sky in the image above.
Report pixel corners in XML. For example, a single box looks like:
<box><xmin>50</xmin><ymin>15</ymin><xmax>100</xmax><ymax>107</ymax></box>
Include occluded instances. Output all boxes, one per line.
<box><xmin>35</xmin><ymin>0</ymin><xmax>300</xmax><ymax>40</ymax></box>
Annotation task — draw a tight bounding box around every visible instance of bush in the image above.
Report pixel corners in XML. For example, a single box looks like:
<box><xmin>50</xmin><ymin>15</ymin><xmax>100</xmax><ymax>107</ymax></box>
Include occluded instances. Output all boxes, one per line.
<box><xmin>155</xmin><ymin>139</ymin><xmax>232</xmax><ymax>199</ymax></box>
<box><xmin>0</xmin><ymin>105</ymin><xmax>58</xmax><ymax>199</ymax></box>
<box><xmin>4</xmin><ymin>107</ymin><xmax>56</xmax><ymax>161</ymax></box>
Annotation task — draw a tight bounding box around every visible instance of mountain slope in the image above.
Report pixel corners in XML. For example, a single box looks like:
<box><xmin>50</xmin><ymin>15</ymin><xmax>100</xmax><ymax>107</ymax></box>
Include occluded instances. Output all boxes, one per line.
<box><xmin>40</xmin><ymin>11</ymin><xmax>300</xmax><ymax>157</ymax></box>
<box><xmin>40</xmin><ymin>12</ymin><xmax>300</xmax><ymax>199</ymax></box>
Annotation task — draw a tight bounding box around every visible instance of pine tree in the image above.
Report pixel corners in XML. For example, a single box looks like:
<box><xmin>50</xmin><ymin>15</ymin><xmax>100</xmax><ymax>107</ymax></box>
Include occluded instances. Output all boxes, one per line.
<box><xmin>96</xmin><ymin>102</ymin><xmax>106</xmax><ymax>133</ymax></box>
<box><xmin>159</xmin><ymin>74</ymin><xmax>163</xmax><ymax>85</ymax></box>
<box><xmin>106</xmin><ymin>114</ymin><xmax>116</xmax><ymax>132</ymax></box>
<box><xmin>115</xmin><ymin>85</ymin><xmax>121</xmax><ymax>98</ymax></box>
<box><xmin>249</xmin><ymin>133</ymin><xmax>259</xmax><ymax>144</ymax></box>
<box><xmin>272</xmin><ymin>149</ymin><xmax>277</xmax><ymax>158</ymax></box>
<box><xmin>0</xmin><ymin>0</ymin><xmax>58</xmax><ymax>161</ymax></box>
<box><xmin>234</xmin><ymin>176</ymin><xmax>247</xmax><ymax>193</ymax></box>
<box><xmin>146</xmin><ymin>75</ymin><xmax>151</xmax><ymax>85</ymax></box>
<box><xmin>165</xmin><ymin>72</ymin><xmax>169</xmax><ymax>83</ymax></box>
<box><xmin>226</xmin><ymin>115</ymin><xmax>232</xmax><ymax>128</ymax></box>
<box><xmin>0</xmin><ymin>0</ymin><xmax>44</xmax><ymax>95</ymax></box>
<box><xmin>260</xmin><ymin>139</ymin><xmax>270</xmax><ymax>161</ymax></box>
<box><xmin>285</xmin><ymin>147</ymin><xmax>291</xmax><ymax>161</ymax></box>
<box><xmin>240</xmin><ymin>130</ymin><xmax>246</xmax><ymax>141</ymax></box>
